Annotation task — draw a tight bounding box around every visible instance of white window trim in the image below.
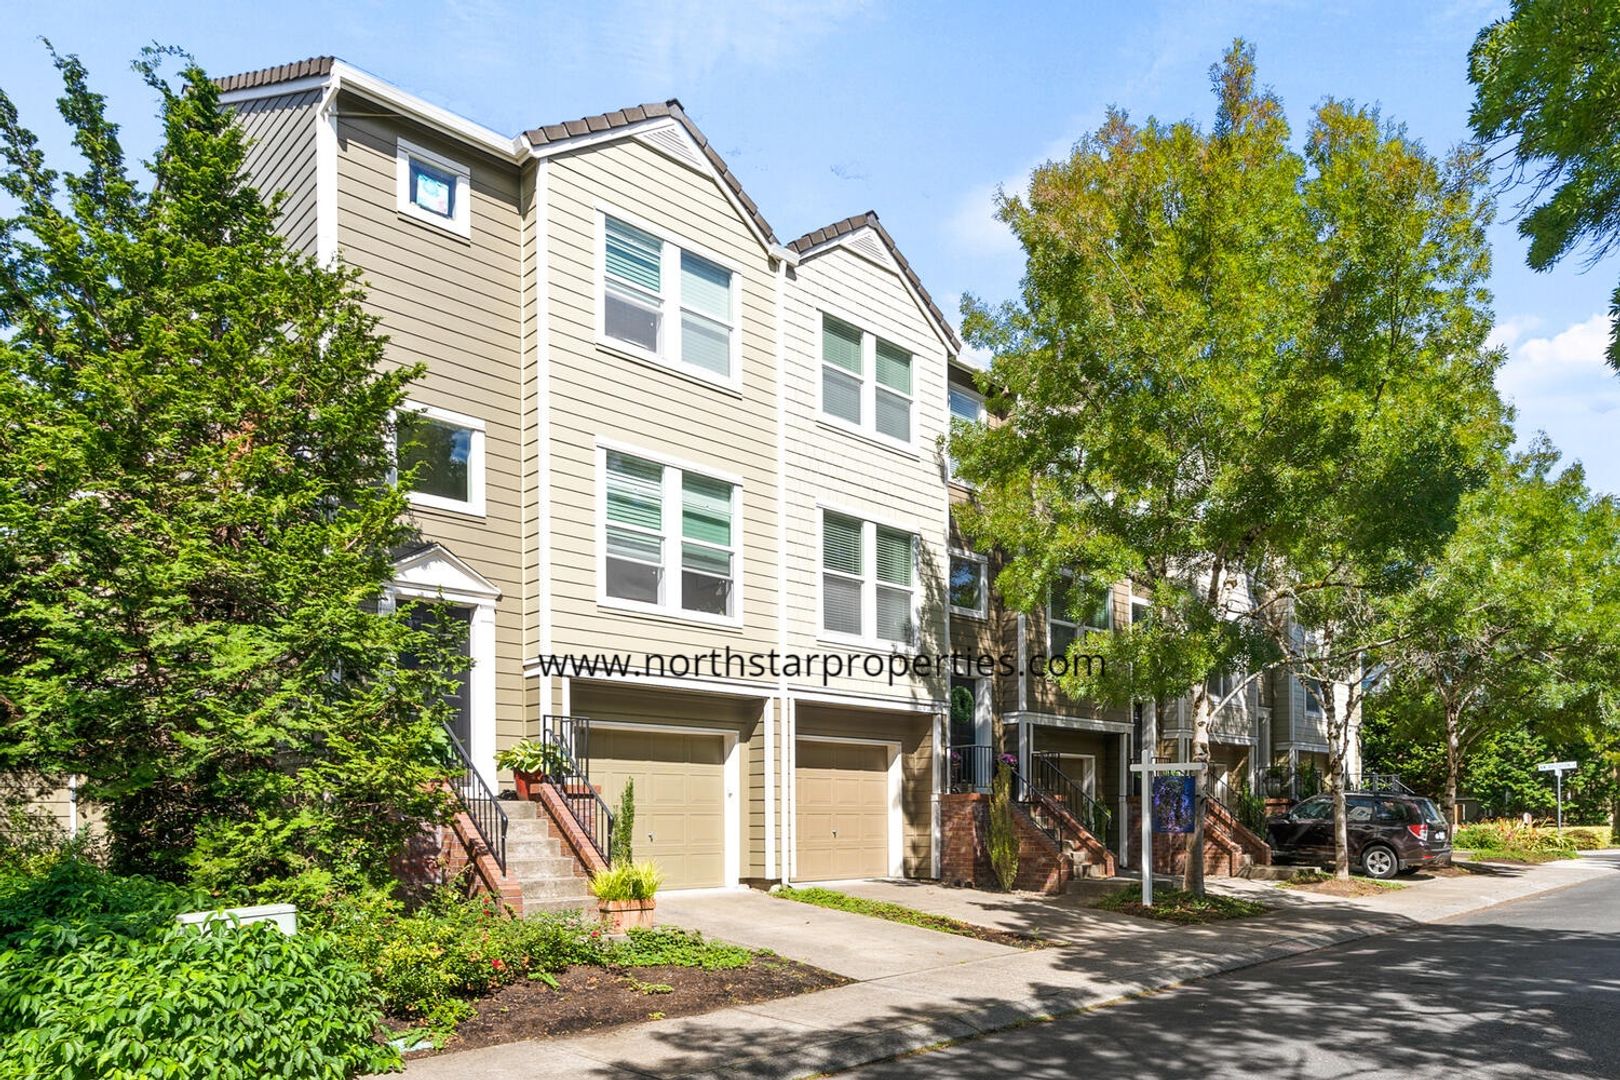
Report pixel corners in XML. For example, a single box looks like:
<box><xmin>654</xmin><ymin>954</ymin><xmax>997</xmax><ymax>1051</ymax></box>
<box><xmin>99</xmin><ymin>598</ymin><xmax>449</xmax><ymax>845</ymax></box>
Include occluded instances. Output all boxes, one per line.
<box><xmin>948</xmin><ymin>549</ymin><xmax>989</xmax><ymax>619</ymax></box>
<box><xmin>396</xmin><ymin>137</ymin><xmax>471</xmax><ymax>239</ymax></box>
<box><xmin>594</xmin><ymin>204</ymin><xmax>743</xmax><ymax>392</ymax></box>
<box><xmin>395</xmin><ymin>400</ymin><xmax>486</xmax><ymax>518</ymax></box>
<box><xmin>817</xmin><ymin>311</ymin><xmax>916</xmax><ymax>451</ymax></box>
<box><xmin>946</xmin><ymin>384</ymin><xmax>986</xmax><ymax>486</ymax></box>
<box><xmin>595</xmin><ymin>440</ymin><xmax>745</xmax><ymax>628</ymax></box>
<box><xmin>816</xmin><ymin>507</ymin><xmax>919</xmax><ymax>649</ymax></box>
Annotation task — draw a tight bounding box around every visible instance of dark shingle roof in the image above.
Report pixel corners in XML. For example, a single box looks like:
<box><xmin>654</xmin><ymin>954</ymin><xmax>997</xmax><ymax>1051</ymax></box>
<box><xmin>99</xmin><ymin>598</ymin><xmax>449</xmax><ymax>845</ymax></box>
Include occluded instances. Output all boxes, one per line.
<box><xmin>522</xmin><ymin>99</ymin><xmax>776</xmax><ymax>246</ymax></box>
<box><xmin>789</xmin><ymin>212</ymin><xmax>960</xmax><ymax>352</ymax></box>
<box><xmin>214</xmin><ymin>56</ymin><xmax>334</xmax><ymax>93</ymax></box>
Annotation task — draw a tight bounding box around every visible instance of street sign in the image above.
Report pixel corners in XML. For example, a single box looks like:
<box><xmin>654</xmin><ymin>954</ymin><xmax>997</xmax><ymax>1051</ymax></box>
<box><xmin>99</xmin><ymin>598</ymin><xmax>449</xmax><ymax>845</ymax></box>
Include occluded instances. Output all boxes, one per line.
<box><xmin>1535</xmin><ymin>761</ymin><xmax>1577</xmax><ymax>832</ymax></box>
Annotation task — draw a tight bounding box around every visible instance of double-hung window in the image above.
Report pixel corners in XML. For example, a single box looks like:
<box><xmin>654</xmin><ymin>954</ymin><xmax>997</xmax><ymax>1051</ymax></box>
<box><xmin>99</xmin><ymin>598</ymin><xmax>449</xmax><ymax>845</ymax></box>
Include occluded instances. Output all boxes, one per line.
<box><xmin>947</xmin><ymin>385</ymin><xmax>986</xmax><ymax>482</ymax></box>
<box><xmin>821</xmin><ymin>511</ymin><xmax>916</xmax><ymax>644</ymax></box>
<box><xmin>602</xmin><ymin>213</ymin><xmax>737</xmax><ymax>382</ymax></box>
<box><xmin>396</xmin><ymin>402</ymin><xmax>486</xmax><ymax>517</ymax></box>
<box><xmin>819</xmin><ymin>314</ymin><xmax>914</xmax><ymax>447</ymax></box>
<box><xmin>1048</xmin><ymin>574</ymin><xmax>1110</xmax><ymax>657</ymax></box>
<box><xmin>949</xmin><ymin>552</ymin><xmax>988</xmax><ymax>617</ymax></box>
<box><xmin>603</xmin><ymin>449</ymin><xmax>738</xmax><ymax>620</ymax></box>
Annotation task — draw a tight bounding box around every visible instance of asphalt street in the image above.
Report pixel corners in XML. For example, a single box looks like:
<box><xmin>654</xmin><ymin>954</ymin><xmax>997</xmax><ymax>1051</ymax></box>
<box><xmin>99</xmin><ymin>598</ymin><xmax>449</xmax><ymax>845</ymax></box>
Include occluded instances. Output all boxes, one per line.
<box><xmin>842</xmin><ymin>853</ymin><xmax>1620</xmax><ymax>1079</ymax></box>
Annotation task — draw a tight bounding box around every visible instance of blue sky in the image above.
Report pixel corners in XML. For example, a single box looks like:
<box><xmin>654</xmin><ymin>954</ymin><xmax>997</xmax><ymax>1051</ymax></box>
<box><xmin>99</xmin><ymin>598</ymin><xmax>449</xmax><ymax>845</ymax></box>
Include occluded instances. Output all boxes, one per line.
<box><xmin>4</xmin><ymin>0</ymin><xmax>1616</xmax><ymax>492</ymax></box>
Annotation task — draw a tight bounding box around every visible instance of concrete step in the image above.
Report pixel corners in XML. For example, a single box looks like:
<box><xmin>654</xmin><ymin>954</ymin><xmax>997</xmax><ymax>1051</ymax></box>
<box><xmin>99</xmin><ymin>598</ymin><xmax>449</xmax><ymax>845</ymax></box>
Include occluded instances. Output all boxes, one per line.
<box><xmin>502</xmin><ymin>799</ymin><xmax>541</xmax><ymax>820</ymax></box>
<box><xmin>506</xmin><ymin>855</ymin><xmax>583</xmax><ymax>880</ymax></box>
<box><xmin>522</xmin><ymin>896</ymin><xmax>596</xmax><ymax>916</ymax></box>
<box><xmin>522</xmin><ymin>877</ymin><xmax>594</xmax><ymax>902</ymax></box>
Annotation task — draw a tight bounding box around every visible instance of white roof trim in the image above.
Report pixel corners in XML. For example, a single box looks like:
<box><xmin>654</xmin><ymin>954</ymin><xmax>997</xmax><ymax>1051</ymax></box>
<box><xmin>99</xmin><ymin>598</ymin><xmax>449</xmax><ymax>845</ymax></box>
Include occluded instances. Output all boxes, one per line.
<box><xmin>392</xmin><ymin>543</ymin><xmax>502</xmax><ymax>601</ymax></box>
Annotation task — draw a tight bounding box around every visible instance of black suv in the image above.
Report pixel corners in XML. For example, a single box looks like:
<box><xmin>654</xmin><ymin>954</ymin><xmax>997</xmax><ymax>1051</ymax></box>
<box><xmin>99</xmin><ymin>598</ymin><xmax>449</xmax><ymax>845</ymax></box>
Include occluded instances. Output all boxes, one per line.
<box><xmin>1267</xmin><ymin>792</ymin><xmax>1452</xmax><ymax>878</ymax></box>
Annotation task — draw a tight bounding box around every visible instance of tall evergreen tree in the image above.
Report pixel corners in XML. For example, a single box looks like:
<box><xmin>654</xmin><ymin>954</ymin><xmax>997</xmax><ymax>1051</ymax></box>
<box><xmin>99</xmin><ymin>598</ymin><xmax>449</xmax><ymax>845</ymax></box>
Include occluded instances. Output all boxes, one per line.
<box><xmin>0</xmin><ymin>48</ymin><xmax>458</xmax><ymax>895</ymax></box>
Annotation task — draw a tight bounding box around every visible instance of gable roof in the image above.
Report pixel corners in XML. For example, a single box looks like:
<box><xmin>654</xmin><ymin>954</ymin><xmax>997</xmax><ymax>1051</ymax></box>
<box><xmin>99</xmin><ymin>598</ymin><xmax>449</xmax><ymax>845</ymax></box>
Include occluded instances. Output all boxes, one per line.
<box><xmin>789</xmin><ymin>212</ymin><xmax>960</xmax><ymax>353</ymax></box>
<box><xmin>521</xmin><ymin>100</ymin><xmax>777</xmax><ymax>246</ymax></box>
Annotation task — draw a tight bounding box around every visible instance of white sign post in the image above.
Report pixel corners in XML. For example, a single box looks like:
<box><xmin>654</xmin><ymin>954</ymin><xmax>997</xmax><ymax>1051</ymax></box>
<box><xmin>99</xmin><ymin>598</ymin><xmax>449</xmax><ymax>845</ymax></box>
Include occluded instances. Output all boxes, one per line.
<box><xmin>1128</xmin><ymin>761</ymin><xmax>1206</xmax><ymax>908</ymax></box>
<box><xmin>1536</xmin><ymin>760</ymin><xmax>1577</xmax><ymax>834</ymax></box>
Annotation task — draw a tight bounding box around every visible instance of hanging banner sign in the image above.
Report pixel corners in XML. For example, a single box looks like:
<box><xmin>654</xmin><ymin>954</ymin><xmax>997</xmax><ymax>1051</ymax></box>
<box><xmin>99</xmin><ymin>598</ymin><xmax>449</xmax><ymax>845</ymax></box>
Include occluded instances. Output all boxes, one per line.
<box><xmin>1152</xmin><ymin>775</ymin><xmax>1195</xmax><ymax>834</ymax></box>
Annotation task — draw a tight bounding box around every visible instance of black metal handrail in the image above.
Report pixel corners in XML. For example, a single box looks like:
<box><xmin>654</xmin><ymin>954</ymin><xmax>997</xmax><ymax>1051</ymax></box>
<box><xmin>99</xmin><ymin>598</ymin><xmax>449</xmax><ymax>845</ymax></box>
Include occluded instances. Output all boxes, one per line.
<box><xmin>1028</xmin><ymin>752</ymin><xmax>1115</xmax><ymax>853</ymax></box>
<box><xmin>1260</xmin><ymin>764</ymin><xmax>1325</xmax><ymax>803</ymax></box>
<box><xmin>539</xmin><ymin>714</ymin><xmax>614</xmax><ymax>863</ymax></box>
<box><xmin>442</xmin><ymin>720</ymin><xmax>508</xmax><ymax>874</ymax></box>
<box><xmin>1208</xmin><ymin>774</ymin><xmax>1268</xmax><ymax>834</ymax></box>
<box><xmin>948</xmin><ymin>743</ymin><xmax>995</xmax><ymax>793</ymax></box>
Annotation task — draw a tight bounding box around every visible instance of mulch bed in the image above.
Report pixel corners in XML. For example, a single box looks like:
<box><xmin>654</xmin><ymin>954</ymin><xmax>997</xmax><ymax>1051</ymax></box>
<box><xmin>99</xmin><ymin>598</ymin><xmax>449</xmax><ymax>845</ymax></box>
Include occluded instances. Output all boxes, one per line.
<box><xmin>410</xmin><ymin>958</ymin><xmax>847</xmax><ymax>1057</ymax></box>
<box><xmin>1284</xmin><ymin>877</ymin><xmax>1401</xmax><ymax>898</ymax></box>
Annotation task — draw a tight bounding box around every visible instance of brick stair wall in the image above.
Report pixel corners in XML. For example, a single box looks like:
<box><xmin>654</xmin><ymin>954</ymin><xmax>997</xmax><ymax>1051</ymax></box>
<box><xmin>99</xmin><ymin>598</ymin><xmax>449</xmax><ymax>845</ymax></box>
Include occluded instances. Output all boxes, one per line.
<box><xmin>939</xmin><ymin>792</ymin><xmax>1075</xmax><ymax>894</ymax></box>
<box><xmin>1027</xmin><ymin>795</ymin><xmax>1118</xmax><ymax>878</ymax></box>
<box><xmin>426</xmin><ymin>795</ymin><xmax>599</xmax><ymax>916</ymax></box>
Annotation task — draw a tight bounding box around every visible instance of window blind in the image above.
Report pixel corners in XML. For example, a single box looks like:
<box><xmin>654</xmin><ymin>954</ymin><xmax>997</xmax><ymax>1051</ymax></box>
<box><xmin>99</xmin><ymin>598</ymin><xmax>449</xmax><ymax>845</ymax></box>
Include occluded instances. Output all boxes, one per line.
<box><xmin>606</xmin><ymin>218</ymin><xmax>661</xmax><ymax>292</ymax></box>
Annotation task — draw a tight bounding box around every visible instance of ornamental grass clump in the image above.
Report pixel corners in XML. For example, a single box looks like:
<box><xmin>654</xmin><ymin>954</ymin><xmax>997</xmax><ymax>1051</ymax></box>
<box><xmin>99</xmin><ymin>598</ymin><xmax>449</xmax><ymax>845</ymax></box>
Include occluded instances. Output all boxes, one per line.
<box><xmin>590</xmin><ymin>860</ymin><xmax>663</xmax><ymax>902</ymax></box>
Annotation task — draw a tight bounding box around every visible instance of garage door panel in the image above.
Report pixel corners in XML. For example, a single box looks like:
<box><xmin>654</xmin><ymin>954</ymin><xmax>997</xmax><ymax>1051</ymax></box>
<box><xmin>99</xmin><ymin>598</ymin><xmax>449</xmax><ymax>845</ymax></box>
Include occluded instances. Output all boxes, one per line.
<box><xmin>591</xmin><ymin>728</ymin><xmax>726</xmax><ymax>889</ymax></box>
<box><xmin>795</xmin><ymin>739</ymin><xmax>890</xmax><ymax>882</ymax></box>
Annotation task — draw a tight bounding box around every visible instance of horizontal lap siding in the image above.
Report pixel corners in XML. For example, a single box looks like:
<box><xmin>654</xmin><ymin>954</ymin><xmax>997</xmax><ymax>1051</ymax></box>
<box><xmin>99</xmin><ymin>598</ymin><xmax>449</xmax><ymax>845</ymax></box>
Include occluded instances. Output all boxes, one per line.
<box><xmin>1025</xmin><ymin>585</ymin><xmax>1132</xmax><ymax>724</ymax></box>
<box><xmin>233</xmin><ymin>90</ymin><xmax>319</xmax><ymax>253</ymax></box>
<box><xmin>333</xmin><ymin>95</ymin><xmax>529</xmax><ymax>753</ymax></box>
<box><xmin>545</xmin><ymin>138</ymin><xmax>779</xmax><ymax>669</ymax></box>
<box><xmin>794</xmin><ymin>705</ymin><xmax>933</xmax><ymax>877</ymax></box>
<box><xmin>784</xmin><ymin>246</ymin><xmax>951</xmax><ymax>706</ymax></box>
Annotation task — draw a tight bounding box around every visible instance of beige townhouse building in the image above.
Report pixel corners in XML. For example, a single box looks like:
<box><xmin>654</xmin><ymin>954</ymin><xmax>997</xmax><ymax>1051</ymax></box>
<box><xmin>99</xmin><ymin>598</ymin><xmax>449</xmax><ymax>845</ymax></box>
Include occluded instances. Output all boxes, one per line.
<box><xmin>216</xmin><ymin>57</ymin><xmax>964</xmax><ymax>900</ymax></box>
<box><xmin>25</xmin><ymin>55</ymin><xmax>1365</xmax><ymax>901</ymax></box>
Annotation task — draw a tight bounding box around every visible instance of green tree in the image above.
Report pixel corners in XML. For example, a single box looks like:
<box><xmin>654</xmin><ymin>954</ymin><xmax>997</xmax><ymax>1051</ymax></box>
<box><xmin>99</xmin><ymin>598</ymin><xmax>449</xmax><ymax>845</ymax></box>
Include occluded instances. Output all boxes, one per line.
<box><xmin>0</xmin><ymin>48</ymin><xmax>458</xmax><ymax>895</ymax></box>
<box><xmin>1470</xmin><ymin>0</ymin><xmax>1620</xmax><ymax>371</ymax></box>
<box><xmin>1374</xmin><ymin>443</ymin><xmax>1620</xmax><ymax>827</ymax></box>
<box><xmin>954</xmin><ymin>41</ymin><xmax>1503</xmax><ymax>886</ymax></box>
<box><xmin>988</xmin><ymin>763</ymin><xmax>1019</xmax><ymax>891</ymax></box>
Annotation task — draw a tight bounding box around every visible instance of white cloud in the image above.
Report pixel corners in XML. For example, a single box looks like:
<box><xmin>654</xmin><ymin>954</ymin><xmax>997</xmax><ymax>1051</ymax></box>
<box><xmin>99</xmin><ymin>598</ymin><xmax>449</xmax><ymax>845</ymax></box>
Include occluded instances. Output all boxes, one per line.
<box><xmin>1495</xmin><ymin>312</ymin><xmax>1620</xmax><ymax>493</ymax></box>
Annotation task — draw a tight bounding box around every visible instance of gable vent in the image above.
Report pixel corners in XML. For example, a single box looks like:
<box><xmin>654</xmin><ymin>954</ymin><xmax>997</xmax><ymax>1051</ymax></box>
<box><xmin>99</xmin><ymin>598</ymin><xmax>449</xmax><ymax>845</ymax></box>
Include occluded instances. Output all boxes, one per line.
<box><xmin>637</xmin><ymin>124</ymin><xmax>706</xmax><ymax>171</ymax></box>
<box><xmin>846</xmin><ymin>230</ymin><xmax>890</xmax><ymax>267</ymax></box>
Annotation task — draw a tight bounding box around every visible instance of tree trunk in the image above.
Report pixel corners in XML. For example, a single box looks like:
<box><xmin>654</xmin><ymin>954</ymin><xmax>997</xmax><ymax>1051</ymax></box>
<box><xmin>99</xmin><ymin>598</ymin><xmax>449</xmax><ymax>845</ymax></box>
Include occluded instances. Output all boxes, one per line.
<box><xmin>1445</xmin><ymin>704</ymin><xmax>1462</xmax><ymax>830</ymax></box>
<box><xmin>1324</xmin><ymin>686</ymin><xmax>1349</xmax><ymax>880</ymax></box>
<box><xmin>1185</xmin><ymin>684</ymin><xmax>1211</xmax><ymax>897</ymax></box>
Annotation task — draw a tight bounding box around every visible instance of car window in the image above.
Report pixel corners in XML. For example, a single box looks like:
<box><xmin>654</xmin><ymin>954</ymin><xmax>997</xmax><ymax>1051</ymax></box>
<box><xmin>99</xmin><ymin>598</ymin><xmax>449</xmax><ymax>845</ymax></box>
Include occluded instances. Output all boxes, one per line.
<box><xmin>1346</xmin><ymin>797</ymin><xmax>1375</xmax><ymax>823</ymax></box>
<box><xmin>1375</xmin><ymin>800</ymin><xmax>1419</xmax><ymax>825</ymax></box>
<box><xmin>1293</xmin><ymin>796</ymin><xmax>1333</xmax><ymax>821</ymax></box>
<box><xmin>1415</xmin><ymin>798</ymin><xmax>1447</xmax><ymax>825</ymax></box>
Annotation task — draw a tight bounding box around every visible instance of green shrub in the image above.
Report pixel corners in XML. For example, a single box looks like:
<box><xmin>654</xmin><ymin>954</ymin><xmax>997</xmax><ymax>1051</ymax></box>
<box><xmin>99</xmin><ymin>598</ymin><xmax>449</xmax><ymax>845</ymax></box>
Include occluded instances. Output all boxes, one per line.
<box><xmin>610</xmin><ymin>778</ymin><xmax>636</xmax><ymax>865</ymax></box>
<box><xmin>1453</xmin><ymin>819</ymin><xmax>1576</xmax><ymax>854</ymax></box>
<box><xmin>989</xmin><ymin>763</ymin><xmax>1020</xmax><ymax>891</ymax></box>
<box><xmin>313</xmin><ymin>888</ymin><xmax>605</xmax><ymax>1033</ymax></box>
<box><xmin>604</xmin><ymin>926</ymin><xmax>751</xmax><ymax>970</ymax></box>
<box><xmin>590</xmin><ymin>860</ymin><xmax>662</xmax><ymax>901</ymax></box>
<box><xmin>0</xmin><ymin>850</ymin><xmax>205</xmax><ymax>952</ymax></box>
<box><xmin>0</xmin><ymin>920</ymin><xmax>396</xmax><ymax>1080</ymax></box>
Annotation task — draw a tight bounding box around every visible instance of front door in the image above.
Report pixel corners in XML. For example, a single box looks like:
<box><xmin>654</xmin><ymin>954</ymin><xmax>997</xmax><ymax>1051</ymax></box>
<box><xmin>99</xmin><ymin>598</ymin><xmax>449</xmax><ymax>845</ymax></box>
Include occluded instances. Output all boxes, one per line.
<box><xmin>403</xmin><ymin>602</ymin><xmax>474</xmax><ymax>753</ymax></box>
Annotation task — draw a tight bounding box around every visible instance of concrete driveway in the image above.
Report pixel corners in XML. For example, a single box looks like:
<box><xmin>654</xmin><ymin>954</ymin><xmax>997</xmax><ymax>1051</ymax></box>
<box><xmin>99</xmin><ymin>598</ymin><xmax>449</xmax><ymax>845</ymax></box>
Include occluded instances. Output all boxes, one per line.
<box><xmin>656</xmin><ymin>886</ymin><xmax>1016</xmax><ymax>981</ymax></box>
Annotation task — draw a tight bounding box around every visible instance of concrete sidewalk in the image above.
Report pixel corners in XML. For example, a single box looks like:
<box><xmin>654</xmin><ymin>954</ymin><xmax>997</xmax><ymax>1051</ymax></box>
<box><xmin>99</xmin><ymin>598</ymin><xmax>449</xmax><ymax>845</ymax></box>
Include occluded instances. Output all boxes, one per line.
<box><xmin>398</xmin><ymin>855</ymin><xmax>1617</xmax><ymax>1079</ymax></box>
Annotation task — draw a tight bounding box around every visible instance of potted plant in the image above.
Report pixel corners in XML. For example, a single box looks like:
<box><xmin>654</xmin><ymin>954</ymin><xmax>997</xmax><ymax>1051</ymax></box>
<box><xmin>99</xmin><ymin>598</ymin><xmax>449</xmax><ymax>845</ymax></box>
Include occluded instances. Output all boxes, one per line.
<box><xmin>590</xmin><ymin>860</ymin><xmax>662</xmax><ymax>931</ymax></box>
<box><xmin>493</xmin><ymin>739</ymin><xmax>572</xmax><ymax>800</ymax></box>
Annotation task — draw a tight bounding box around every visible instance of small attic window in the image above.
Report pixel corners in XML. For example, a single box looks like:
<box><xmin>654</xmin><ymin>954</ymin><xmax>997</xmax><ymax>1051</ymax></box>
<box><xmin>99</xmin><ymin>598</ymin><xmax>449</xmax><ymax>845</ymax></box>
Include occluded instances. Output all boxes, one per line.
<box><xmin>396</xmin><ymin>138</ymin><xmax>470</xmax><ymax>238</ymax></box>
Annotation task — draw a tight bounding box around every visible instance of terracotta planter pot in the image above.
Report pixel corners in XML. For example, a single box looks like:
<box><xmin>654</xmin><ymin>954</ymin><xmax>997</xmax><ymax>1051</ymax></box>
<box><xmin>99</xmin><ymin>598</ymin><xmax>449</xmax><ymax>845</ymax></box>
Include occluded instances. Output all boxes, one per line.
<box><xmin>513</xmin><ymin>770</ymin><xmax>543</xmax><ymax>801</ymax></box>
<box><xmin>598</xmin><ymin>897</ymin><xmax>656</xmax><ymax>932</ymax></box>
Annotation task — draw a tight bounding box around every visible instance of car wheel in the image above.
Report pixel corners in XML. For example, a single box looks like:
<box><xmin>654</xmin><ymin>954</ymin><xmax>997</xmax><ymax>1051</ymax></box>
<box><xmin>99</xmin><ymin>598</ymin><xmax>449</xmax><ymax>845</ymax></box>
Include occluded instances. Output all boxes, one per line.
<box><xmin>1362</xmin><ymin>845</ymin><xmax>1399</xmax><ymax>880</ymax></box>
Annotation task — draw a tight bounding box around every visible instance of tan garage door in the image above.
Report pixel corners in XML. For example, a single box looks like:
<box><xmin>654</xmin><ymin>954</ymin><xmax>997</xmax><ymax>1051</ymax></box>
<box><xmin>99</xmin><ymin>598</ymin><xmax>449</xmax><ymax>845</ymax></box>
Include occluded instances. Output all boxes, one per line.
<box><xmin>795</xmin><ymin>740</ymin><xmax>890</xmax><ymax>882</ymax></box>
<box><xmin>589</xmin><ymin>727</ymin><xmax>726</xmax><ymax>889</ymax></box>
